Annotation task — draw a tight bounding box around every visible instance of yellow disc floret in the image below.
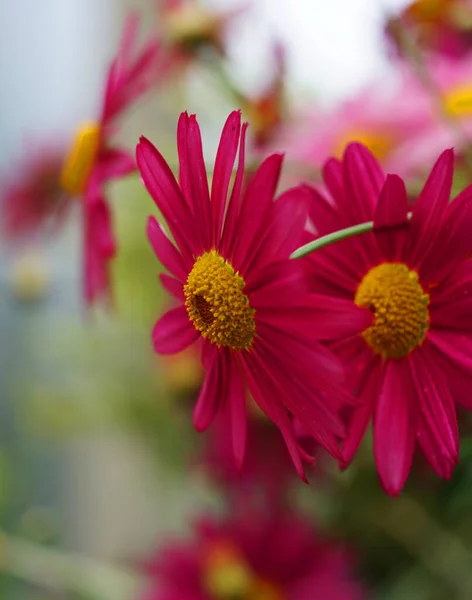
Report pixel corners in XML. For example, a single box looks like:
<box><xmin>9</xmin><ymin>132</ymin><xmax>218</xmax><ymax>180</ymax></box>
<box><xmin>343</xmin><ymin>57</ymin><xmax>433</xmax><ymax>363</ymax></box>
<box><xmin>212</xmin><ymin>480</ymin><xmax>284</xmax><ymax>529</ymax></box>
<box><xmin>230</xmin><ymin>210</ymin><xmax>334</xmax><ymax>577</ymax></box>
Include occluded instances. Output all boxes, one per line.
<box><xmin>355</xmin><ymin>262</ymin><xmax>430</xmax><ymax>359</ymax></box>
<box><xmin>184</xmin><ymin>250</ymin><xmax>255</xmax><ymax>350</ymax></box>
<box><xmin>60</xmin><ymin>122</ymin><xmax>101</xmax><ymax>195</ymax></box>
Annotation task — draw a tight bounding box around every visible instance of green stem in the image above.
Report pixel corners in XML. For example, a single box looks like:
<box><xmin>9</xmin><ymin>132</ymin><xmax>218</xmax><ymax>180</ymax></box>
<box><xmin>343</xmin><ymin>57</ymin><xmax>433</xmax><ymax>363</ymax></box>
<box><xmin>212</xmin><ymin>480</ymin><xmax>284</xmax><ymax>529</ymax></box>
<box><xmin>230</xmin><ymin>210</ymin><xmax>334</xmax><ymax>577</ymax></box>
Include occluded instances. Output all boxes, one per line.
<box><xmin>290</xmin><ymin>212</ymin><xmax>413</xmax><ymax>260</ymax></box>
<box><xmin>0</xmin><ymin>530</ymin><xmax>143</xmax><ymax>600</ymax></box>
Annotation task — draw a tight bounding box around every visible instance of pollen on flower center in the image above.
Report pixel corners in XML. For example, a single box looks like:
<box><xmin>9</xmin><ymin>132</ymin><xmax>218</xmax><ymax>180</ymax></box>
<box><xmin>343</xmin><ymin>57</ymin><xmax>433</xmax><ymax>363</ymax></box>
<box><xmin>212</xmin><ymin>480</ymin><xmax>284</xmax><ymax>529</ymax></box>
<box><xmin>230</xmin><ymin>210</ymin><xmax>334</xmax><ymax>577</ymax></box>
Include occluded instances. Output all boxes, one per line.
<box><xmin>184</xmin><ymin>250</ymin><xmax>255</xmax><ymax>350</ymax></box>
<box><xmin>354</xmin><ymin>262</ymin><xmax>430</xmax><ymax>359</ymax></box>
<box><xmin>60</xmin><ymin>122</ymin><xmax>101</xmax><ymax>195</ymax></box>
<box><xmin>443</xmin><ymin>85</ymin><xmax>472</xmax><ymax>118</ymax></box>
<box><xmin>203</xmin><ymin>542</ymin><xmax>283</xmax><ymax>600</ymax></box>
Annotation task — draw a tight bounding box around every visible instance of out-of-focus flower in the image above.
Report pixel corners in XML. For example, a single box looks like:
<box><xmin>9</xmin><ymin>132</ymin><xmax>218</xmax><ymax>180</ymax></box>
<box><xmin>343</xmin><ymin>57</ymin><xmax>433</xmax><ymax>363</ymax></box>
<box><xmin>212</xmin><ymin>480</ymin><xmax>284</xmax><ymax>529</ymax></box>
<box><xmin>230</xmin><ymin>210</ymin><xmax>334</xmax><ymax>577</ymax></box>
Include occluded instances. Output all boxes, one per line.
<box><xmin>156</xmin><ymin>0</ymin><xmax>243</xmax><ymax>69</ymax></box>
<box><xmin>1</xmin><ymin>14</ymin><xmax>160</xmax><ymax>306</ymax></box>
<box><xmin>386</xmin><ymin>0</ymin><xmax>472</xmax><ymax>58</ymax></box>
<box><xmin>240</xmin><ymin>42</ymin><xmax>287</xmax><ymax>150</ymax></box>
<box><xmin>300</xmin><ymin>143</ymin><xmax>472</xmax><ymax>496</ymax></box>
<box><xmin>141</xmin><ymin>508</ymin><xmax>367</xmax><ymax>600</ymax></box>
<box><xmin>282</xmin><ymin>81</ymin><xmax>435</xmax><ymax>180</ymax></box>
<box><xmin>138</xmin><ymin>110</ymin><xmax>368</xmax><ymax>481</ymax></box>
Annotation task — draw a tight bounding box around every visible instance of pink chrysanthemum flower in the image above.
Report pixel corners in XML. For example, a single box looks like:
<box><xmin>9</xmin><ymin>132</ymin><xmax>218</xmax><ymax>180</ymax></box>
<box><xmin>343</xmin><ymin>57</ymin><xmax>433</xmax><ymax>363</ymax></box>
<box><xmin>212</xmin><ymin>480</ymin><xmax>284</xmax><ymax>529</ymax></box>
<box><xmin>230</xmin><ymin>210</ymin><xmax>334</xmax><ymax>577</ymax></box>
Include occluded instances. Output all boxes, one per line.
<box><xmin>387</xmin><ymin>0</ymin><xmax>472</xmax><ymax>58</ymax></box>
<box><xmin>141</xmin><ymin>508</ymin><xmax>367</xmax><ymax>600</ymax></box>
<box><xmin>62</xmin><ymin>14</ymin><xmax>160</xmax><ymax>305</ymax></box>
<box><xmin>137</xmin><ymin>110</ymin><xmax>369</xmax><ymax>479</ymax></box>
<box><xmin>301</xmin><ymin>142</ymin><xmax>472</xmax><ymax>496</ymax></box>
<box><xmin>281</xmin><ymin>82</ymin><xmax>434</xmax><ymax>180</ymax></box>
<box><xmin>1</xmin><ymin>14</ymin><xmax>160</xmax><ymax>306</ymax></box>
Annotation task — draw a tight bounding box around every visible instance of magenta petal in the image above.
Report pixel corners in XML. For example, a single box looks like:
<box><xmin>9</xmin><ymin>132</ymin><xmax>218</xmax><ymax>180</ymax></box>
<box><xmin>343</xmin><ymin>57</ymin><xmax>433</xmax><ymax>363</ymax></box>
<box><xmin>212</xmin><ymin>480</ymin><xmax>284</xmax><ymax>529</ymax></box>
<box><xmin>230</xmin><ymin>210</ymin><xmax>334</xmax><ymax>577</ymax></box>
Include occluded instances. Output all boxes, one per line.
<box><xmin>220</xmin><ymin>122</ymin><xmax>248</xmax><ymax>256</ymax></box>
<box><xmin>228</xmin><ymin>357</ymin><xmax>247</xmax><ymax>470</ymax></box>
<box><xmin>232</xmin><ymin>153</ymin><xmax>283</xmax><ymax>272</ymax></box>
<box><xmin>239</xmin><ymin>352</ymin><xmax>308</xmax><ymax>482</ymax></box>
<box><xmin>343</xmin><ymin>142</ymin><xmax>385</xmax><ymax>222</ymax></box>
<box><xmin>427</xmin><ymin>330</ymin><xmax>472</xmax><ymax>372</ymax></box>
<box><xmin>373</xmin><ymin>174</ymin><xmax>409</xmax><ymax>261</ymax></box>
<box><xmin>98</xmin><ymin>148</ymin><xmax>136</xmax><ymax>180</ymax></box>
<box><xmin>147</xmin><ymin>216</ymin><xmax>189</xmax><ymax>280</ymax></box>
<box><xmin>193</xmin><ymin>348</ymin><xmax>222</xmax><ymax>432</ymax></box>
<box><xmin>342</xmin><ymin>359</ymin><xmax>381</xmax><ymax>465</ymax></box>
<box><xmin>136</xmin><ymin>137</ymin><xmax>196</xmax><ymax>260</ymax></box>
<box><xmin>409</xmin><ymin>349</ymin><xmax>458</xmax><ymax>464</ymax></box>
<box><xmin>407</xmin><ymin>148</ymin><xmax>453</xmax><ymax>268</ymax></box>
<box><xmin>373</xmin><ymin>360</ymin><xmax>415</xmax><ymax>496</ymax></box>
<box><xmin>211</xmin><ymin>111</ymin><xmax>241</xmax><ymax>245</ymax></box>
<box><xmin>152</xmin><ymin>306</ymin><xmax>198</xmax><ymax>354</ymax></box>
<box><xmin>159</xmin><ymin>273</ymin><xmax>184</xmax><ymax>301</ymax></box>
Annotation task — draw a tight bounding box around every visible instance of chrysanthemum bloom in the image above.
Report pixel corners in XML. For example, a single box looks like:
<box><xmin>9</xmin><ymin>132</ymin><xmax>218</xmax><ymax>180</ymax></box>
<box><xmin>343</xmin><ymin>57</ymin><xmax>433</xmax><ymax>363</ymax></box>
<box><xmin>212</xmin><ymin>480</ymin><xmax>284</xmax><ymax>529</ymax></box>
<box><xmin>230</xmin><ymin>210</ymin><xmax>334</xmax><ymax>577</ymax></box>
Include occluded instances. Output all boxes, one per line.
<box><xmin>280</xmin><ymin>80</ymin><xmax>435</xmax><ymax>180</ymax></box>
<box><xmin>141</xmin><ymin>508</ymin><xmax>367</xmax><ymax>600</ymax></box>
<box><xmin>138</xmin><ymin>110</ymin><xmax>369</xmax><ymax>479</ymax></box>
<box><xmin>386</xmin><ymin>0</ymin><xmax>472</xmax><ymax>58</ymax></box>
<box><xmin>301</xmin><ymin>142</ymin><xmax>472</xmax><ymax>495</ymax></box>
<box><xmin>1</xmin><ymin>14</ymin><xmax>160</xmax><ymax>305</ymax></box>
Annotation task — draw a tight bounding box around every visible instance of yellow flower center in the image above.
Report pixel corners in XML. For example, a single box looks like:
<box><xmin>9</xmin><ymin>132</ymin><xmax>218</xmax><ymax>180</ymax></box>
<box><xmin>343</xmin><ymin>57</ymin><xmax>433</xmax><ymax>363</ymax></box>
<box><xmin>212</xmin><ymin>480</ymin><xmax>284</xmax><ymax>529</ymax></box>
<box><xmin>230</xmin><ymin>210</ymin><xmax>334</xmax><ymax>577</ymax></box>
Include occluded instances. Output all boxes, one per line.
<box><xmin>355</xmin><ymin>262</ymin><xmax>430</xmax><ymax>359</ymax></box>
<box><xmin>335</xmin><ymin>129</ymin><xmax>394</xmax><ymax>162</ymax></box>
<box><xmin>184</xmin><ymin>251</ymin><xmax>255</xmax><ymax>350</ymax></box>
<box><xmin>60</xmin><ymin>123</ymin><xmax>101</xmax><ymax>195</ymax></box>
<box><xmin>442</xmin><ymin>84</ymin><xmax>472</xmax><ymax>117</ymax></box>
<box><xmin>203</xmin><ymin>542</ymin><xmax>283</xmax><ymax>600</ymax></box>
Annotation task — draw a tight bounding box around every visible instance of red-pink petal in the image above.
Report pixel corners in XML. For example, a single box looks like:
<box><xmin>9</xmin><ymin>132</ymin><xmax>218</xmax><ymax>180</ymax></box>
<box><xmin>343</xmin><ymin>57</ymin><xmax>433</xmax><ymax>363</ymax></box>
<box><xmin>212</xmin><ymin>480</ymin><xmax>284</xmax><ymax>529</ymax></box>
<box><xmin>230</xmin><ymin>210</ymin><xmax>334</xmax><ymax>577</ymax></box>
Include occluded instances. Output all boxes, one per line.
<box><xmin>228</xmin><ymin>357</ymin><xmax>247</xmax><ymax>470</ymax></box>
<box><xmin>136</xmin><ymin>137</ymin><xmax>196</xmax><ymax>261</ymax></box>
<box><xmin>159</xmin><ymin>273</ymin><xmax>184</xmax><ymax>301</ymax></box>
<box><xmin>373</xmin><ymin>174</ymin><xmax>409</xmax><ymax>261</ymax></box>
<box><xmin>409</xmin><ymin>349</ymin><xmax>459</xmax><ymax>465</ymax></box>
<box><xmin>152</xmin><ymin>306</ymin><xmax>198</xmax><ymax>354</ymax></box>
<box><xmin>407</xmin><ymin>148</ymin><xmax>453</xmax><ymax>269</ymax></box>
<box><xmin>193</xmin><ymin>347</ymin><xmax>223</xmax><ymax>432</ymax></box>
<box><xmin>147</xmin><ymin>216</ymin><xmax>188</xmax><ymax>281</ymax></box>
<box><xmin>373</xmin><ymin>360</ymin><xmax>415</xmax><ymax>497</ymax></box>
<box><xmin>211</xmin><ymin>111</ymin><xmax>241</xmax><ymax>245</ymax></box>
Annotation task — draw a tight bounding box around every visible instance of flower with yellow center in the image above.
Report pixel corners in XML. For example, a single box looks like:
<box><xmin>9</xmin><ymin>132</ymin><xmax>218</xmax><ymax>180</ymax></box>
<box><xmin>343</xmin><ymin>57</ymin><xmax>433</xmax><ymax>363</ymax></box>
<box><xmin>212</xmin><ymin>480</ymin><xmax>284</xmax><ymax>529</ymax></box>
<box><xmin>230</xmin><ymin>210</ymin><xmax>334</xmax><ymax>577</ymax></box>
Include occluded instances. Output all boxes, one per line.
<box><xmin>203</xmin><ymin>542</ymin><xmax>284</xmax><ymax>600</ymax></box>
<box><xmin>355</xmin><ymin>263</ymin><xmax>430</xmax><ymax>359</ymax></box>
<box><xmin>184</xmin><ymin>250</ymin><xmax>256</xmax><ymax>350</ymax></box>
<box><xmin>335</xmin><ymin>129</ymin><xmax>395</xmax><ymax>163</ymax></box>
<box><xmin>60</xmin><ymin>123</ymin><xmax>101</xmax><ymax>195</ymax></box>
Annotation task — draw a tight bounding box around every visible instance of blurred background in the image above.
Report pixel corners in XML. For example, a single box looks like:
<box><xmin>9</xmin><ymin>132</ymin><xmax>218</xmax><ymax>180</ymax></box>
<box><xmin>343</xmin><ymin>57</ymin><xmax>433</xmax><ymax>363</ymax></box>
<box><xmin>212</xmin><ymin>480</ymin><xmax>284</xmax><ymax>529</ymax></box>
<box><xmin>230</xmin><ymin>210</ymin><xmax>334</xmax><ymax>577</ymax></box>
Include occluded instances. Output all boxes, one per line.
<box><xmin>3</xmin><ymin>0</ymin><xmax>472</xmax><ymax>599</ymax></box>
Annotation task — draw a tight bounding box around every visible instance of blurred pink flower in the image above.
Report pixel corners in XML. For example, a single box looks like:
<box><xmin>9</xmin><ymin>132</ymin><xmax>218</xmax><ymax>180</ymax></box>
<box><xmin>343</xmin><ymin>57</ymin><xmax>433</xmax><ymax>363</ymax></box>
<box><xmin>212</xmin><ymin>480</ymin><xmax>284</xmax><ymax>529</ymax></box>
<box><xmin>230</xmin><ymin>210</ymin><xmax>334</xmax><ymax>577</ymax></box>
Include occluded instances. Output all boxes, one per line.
<box><xmin>1</xmin><ymin>13</ymin><xmax>160</xmax><ymax>306</ymax></box>
<box><xmin>281</xmin><ymin>81</ymin><xmax>435</xmax><ymax>180</ymax></box>
<box><xmin>386</xmin><ymin>0</ymin><xmax>472</xmax><ymax>58</ymax></box>
<box><xmin>141</xmin><ymin>508</ymin><xmax>367</xmax><ymax>600</ymax></box>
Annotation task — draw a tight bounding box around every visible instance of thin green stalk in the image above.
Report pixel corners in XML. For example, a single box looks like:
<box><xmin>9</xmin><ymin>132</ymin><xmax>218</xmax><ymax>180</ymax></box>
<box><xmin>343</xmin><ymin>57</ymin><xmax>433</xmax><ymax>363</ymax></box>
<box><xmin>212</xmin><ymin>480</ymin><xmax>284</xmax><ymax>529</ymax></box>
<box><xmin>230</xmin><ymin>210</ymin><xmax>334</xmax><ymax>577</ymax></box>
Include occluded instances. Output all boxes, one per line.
<box><xmin>290</xmin><ymin>212</ymin><xmax>413</xmax><ymax>260</ymax></box>
<box><xmin>0</xmin><ymin>530</ymin><xmax>143</xmax><ymax>600</ymax></box>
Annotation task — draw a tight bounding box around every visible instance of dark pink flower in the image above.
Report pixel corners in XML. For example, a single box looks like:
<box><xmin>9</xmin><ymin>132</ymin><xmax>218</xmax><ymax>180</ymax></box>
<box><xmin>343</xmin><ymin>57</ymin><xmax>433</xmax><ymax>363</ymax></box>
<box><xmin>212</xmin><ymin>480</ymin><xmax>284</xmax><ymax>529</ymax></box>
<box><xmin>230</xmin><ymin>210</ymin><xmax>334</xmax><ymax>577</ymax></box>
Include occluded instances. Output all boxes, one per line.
<box><xmin>301</xmin><ymin>142</ymin><xmax>472</xmax><ymax>495</ymax></box>
<box><xmin>141</xmin><ymin>508</ymin><xmax>367</xmax><ymax>600</ymax></box>
<box><xmin>138</xmin><ymin>111</ymin><xmax>368</xmax><ymax>481</ymax></box>
<box><xmin>1</xmin><ymin>13</ymin><xmax>160</xmax><ymax>306</ymax></box>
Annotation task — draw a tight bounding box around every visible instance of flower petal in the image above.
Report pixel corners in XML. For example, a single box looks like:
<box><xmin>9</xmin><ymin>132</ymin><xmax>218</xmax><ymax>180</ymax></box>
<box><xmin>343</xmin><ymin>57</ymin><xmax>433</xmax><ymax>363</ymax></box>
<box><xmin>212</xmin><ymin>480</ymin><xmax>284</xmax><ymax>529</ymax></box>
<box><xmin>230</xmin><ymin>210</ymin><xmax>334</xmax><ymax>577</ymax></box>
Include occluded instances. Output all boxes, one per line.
<box><xmin>193</xmin><ymin>346</ymin><xmax>224</xmax><ymax>432</ymax></box>
<box><xmin>152</xmin><ymin>306</ymin><xmax>198</xmax><ymax>354</ymax></box>
<box><xmin>159</xmin><ymin>274</ymin><xmax>184</xmax><ymax>301</ymax></box>
<box><xmin>373</xmin><ymin>360</ymin><xmax>415</xmax><ymax>496</ymax></box>
<box><xmin>407</xmin><ymin>148</ymin><xmax>453</xmax><ymax>269</ymax></box>
<box><xmin>373</xmin><ymin>174</ymin><xmax>409</xmax><ymax>261</ymax></box>
<box><xmin>211</xmin><ymin>111</ymin><xmax>241</xmax><ymax>245</ymax></box>
<box><xmin>228</xmin><ymin>356</ymin><xmax>247</xmax><ymax>470</ymax></box>
<box><xmin>147</xmin><ymin>216</ymin><xmax>188</xmax><ymax>281</ymax></box>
